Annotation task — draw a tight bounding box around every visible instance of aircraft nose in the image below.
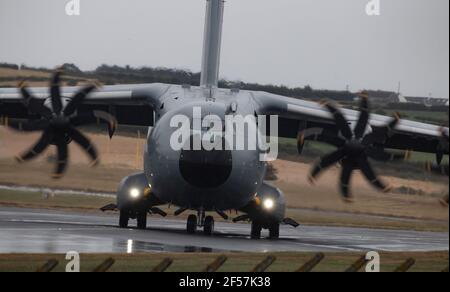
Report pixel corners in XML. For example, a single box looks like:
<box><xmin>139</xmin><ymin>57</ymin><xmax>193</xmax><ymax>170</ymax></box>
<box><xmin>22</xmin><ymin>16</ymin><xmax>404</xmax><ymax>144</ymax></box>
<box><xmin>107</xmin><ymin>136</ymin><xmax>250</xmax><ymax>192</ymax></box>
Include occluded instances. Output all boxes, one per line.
<box><xmin>179</xmin><ymin>135</ymin><xmax>232</xmax><ymax>189</ymax></box>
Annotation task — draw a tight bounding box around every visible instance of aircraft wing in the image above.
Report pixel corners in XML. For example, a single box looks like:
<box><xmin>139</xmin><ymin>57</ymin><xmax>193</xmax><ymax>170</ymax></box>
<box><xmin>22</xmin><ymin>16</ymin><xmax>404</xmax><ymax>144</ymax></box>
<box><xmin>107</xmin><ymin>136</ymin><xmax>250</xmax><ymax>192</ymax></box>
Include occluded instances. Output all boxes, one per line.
<box><xmin>253</xmin><ymin>91</ymin><xmax>449</xmax><ymax>155</ymax></box>
<box><xmin>0</xmin><ymin>83</ymin><xmax>171</xmax><ymax>126</ymax></box>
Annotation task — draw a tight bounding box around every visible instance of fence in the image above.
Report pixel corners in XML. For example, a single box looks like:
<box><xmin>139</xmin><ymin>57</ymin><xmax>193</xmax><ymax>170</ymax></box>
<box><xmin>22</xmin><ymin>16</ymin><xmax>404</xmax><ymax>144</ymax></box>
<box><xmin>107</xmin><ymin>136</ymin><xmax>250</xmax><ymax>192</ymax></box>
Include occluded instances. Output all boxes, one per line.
<box><xmin>35</xmin><ymin>254</ymin><xmax>447</xmax><ymax>272</ymax></box>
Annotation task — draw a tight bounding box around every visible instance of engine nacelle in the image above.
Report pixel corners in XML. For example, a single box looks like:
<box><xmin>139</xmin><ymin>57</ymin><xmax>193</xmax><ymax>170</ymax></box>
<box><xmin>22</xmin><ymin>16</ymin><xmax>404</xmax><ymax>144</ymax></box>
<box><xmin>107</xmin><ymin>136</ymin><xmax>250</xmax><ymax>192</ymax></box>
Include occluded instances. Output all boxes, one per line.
<box><xmin>117</xmin><ymin>172</ymin><xmax>153</xmax><ymax>212</ymax></box>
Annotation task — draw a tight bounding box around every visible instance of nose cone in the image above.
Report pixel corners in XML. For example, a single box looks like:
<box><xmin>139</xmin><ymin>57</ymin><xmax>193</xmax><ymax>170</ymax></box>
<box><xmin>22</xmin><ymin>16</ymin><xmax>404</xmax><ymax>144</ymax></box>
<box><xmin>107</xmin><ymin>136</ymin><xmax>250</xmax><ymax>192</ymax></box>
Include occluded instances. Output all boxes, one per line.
<box><xmin>179</xmin><ymin>135</ymin><xmax>232</xmax><ymax>189</ymax></box>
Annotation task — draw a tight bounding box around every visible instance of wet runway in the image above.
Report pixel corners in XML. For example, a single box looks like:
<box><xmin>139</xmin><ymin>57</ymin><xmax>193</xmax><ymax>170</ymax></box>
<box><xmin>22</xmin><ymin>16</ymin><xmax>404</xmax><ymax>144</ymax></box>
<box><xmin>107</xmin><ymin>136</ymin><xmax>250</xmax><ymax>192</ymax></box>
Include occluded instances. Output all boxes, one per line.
<box><xmin>0</xmin><ymin>207</ymin><xmax>448</xmax><ymax>254</ymax></box>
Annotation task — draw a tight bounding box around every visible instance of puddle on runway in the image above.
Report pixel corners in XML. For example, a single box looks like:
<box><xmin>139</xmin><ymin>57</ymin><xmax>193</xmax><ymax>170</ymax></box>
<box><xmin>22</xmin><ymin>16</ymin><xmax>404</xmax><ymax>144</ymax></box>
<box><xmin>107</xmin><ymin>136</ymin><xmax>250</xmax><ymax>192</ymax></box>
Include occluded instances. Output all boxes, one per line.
<box><xmin>0</xmin><ymin>229</ymin><xmax>228</xmax><ymax>254</ymax></box>
<box><xmin>117</xmin><ymin>239</ymin><xmax>226</xmax><ymax>253</ymax></box>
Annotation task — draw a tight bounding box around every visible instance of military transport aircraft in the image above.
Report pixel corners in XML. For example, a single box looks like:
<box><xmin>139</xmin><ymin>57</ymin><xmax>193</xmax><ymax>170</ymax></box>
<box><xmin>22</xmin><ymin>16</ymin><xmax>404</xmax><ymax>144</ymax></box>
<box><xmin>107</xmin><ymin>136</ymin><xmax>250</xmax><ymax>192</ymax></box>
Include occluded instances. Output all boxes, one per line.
<box><xmin>0</xmin><ymin>0</ymin><xmax>448</xmax><ymax>239</ymax></box>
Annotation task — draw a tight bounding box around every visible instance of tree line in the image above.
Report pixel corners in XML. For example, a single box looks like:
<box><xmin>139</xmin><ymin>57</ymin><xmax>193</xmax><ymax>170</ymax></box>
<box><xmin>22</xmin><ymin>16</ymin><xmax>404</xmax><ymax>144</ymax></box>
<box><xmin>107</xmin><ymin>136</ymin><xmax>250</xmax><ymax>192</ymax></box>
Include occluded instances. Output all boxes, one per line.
<box><xmin>0</xmin><ymin>62</ymin><xmax>355</xmax><ymax>101</ymax></box>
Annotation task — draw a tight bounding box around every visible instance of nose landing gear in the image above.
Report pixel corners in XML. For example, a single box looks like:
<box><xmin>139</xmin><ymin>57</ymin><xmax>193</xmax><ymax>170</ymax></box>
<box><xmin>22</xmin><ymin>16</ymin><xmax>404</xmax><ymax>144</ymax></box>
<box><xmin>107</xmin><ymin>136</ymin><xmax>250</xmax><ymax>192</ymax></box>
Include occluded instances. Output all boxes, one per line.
<box><xmin>186</xmin><ymin>209</ymin><xmax>215</xmax><ymax>236</ymax></box>
<box><xmin>136</xmin><ymin>211</ymin><xmax>147</xmax><ymax>230</ymax></box>
<box><xmin>118</xmin><ymin>209</ymin><xmax>147</xmax><ymax>230</ymax></box>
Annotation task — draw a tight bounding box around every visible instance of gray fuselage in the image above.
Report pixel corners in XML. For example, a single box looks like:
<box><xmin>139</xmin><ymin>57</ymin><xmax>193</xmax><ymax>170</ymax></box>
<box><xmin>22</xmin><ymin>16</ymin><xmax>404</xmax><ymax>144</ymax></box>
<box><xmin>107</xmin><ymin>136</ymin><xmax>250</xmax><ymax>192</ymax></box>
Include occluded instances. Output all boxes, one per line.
<box><xmin>144</xmin><ymin>86</ymin><xmax>266</xmax><ymax>211</ymax></box>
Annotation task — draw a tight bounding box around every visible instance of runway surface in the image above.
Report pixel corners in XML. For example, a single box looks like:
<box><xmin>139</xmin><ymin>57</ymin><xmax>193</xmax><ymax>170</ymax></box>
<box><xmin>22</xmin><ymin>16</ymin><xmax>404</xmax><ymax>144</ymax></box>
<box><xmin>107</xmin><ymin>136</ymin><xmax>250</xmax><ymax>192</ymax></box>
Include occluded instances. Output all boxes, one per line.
<box><xmin>0</xmin><ymin>207</ymin><xmax>448</xmax><ymax>254</ymax></box>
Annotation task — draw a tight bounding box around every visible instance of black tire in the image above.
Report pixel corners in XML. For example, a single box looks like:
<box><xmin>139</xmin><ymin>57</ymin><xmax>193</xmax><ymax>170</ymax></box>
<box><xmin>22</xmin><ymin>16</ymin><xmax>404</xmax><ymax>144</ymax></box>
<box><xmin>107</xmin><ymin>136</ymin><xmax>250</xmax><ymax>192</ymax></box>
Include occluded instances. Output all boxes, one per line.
<box><xmin>251</xmin><ymin>221</ymin><xmax>262</xmax><ymax>240</ymax></box>
<box><xmin>119</xmin><ymin>210</ymin><xmax>129</xmax><ymax>228</ymax></box>
<box><xmin>137</xmin><ymin>212</ymin><xmax>147</xmax><ymax>230</ymax></box>
<box><xmin>187</xmin><ymin>214</ymin><xmax>197</xmax><ymax>234</ymax></box>
<box><xmin>269</xmin><ymin>223</ymin><xmax>280</xmax><ymax>239</ymax></box>
<box><xmin>204</xmin><ymin>216</ymin><xmax>215</xmax><ymax>236</ymax></box>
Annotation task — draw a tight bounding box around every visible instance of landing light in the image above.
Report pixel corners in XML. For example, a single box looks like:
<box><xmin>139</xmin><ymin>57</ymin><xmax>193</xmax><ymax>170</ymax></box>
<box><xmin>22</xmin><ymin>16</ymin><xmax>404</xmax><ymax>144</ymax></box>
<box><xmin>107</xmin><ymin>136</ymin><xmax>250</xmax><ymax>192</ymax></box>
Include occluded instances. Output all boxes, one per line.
<box><xmin>263</xmin><ymin>198</ymin><xmax>275</xmax><ymax>210</ymax></box>
<box><xmin>129</xmin><ymin>188</ymin><xmax>141</xmax><ymax>199</ymax></box>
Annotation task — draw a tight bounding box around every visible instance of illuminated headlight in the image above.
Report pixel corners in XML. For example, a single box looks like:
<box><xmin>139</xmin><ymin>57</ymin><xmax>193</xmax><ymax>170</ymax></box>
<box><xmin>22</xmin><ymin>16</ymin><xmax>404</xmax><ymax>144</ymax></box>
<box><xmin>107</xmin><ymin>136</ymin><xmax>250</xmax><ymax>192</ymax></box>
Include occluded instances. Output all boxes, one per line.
<box><xmin>263</xmin><ymin>198</ymin><xmax>275</xmax><ymax>210</ymax></box>
<box><xmin>129</xmin><ymin>188</ymin><xmax>141</xmax><ymax>199</ymax></box>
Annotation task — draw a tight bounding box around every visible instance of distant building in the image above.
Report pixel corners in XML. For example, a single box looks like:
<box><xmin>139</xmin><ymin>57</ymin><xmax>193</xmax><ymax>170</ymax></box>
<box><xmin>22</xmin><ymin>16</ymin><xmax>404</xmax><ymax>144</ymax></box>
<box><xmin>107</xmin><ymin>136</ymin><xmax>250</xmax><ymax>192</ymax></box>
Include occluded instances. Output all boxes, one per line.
<box><xmin>364</xmin><ymin>90</ymin><xmax>402</xmax><ymax>104</ymax></box>
<box><xmin>404</xmin><ymin>96</ymin><xmax>449</xmax><ymax>107</ymax></box>
<box><xmin>363</xmin><ymin>90</ymin><xmax>449</xmax><ymax>107</ymax></box>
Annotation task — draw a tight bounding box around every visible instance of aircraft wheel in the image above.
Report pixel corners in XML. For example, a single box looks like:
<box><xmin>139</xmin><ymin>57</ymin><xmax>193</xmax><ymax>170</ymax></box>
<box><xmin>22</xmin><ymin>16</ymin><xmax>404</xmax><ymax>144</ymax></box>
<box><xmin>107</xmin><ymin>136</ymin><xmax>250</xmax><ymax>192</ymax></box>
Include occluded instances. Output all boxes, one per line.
<box><xmin>137</xmin><ymin>211</ymin><xmax>147</xmax><ymax>230</ymax></box>
<box><xmin>187</xmin><ymin>214</ymin><xmax>197</xmax><ymax>234</ymax></box>
<box><xmin>119</xmin><ymin>210</ymin><xmax>129</xmax><ymax>228</ymax></box>
<box><xmin>251</xmin><ymin>221</ymin><xmax>262</xmax><ymax>239</ymax></box>
<box><xmin>204</xmin><ymin>216</ymin><xmax>215</xmax><ymax>236</ymax></box>
<box><xmin>269</xmin><ymin>223</ymin><xmax>280</xmax><ymax>239</ymax></box>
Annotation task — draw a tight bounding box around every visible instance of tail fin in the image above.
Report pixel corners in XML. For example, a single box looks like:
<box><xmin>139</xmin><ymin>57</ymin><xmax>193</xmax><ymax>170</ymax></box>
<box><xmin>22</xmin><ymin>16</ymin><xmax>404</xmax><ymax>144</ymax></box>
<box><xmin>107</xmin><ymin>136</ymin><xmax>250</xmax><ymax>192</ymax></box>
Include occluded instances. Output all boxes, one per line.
<box><xmin>200</xmin><ymin>0</ymin><xmax>225</xmax><ymax>88</ymax></box>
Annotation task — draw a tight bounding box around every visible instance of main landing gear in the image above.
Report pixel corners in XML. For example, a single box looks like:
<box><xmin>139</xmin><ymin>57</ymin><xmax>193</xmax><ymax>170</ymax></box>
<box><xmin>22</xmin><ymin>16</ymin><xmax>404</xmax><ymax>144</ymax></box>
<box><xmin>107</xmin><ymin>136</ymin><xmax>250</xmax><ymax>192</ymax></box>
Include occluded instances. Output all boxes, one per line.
<box><xmin>186</xmin><ymin>209</ymin><xmax>215</xmax><ymax>236</ymax></box>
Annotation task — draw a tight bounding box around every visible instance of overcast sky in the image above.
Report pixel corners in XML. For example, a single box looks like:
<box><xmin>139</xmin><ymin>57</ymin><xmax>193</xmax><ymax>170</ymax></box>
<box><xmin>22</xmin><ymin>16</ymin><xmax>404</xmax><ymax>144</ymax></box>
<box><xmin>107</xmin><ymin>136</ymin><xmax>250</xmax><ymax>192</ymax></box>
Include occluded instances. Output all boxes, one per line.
<box><xmin>0</xmin><ymin>0</ymin><xmax>448</xmax><ymax>98</ymax></box>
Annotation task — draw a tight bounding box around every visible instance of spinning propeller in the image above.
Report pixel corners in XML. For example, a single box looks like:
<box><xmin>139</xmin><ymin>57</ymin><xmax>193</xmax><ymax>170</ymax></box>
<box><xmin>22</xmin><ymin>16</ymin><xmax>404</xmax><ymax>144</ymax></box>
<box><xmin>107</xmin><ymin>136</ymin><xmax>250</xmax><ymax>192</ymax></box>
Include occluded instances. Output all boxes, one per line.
<box><xmin>308</xmin><ymin>92</ymin><xmax>410</xmax><ymax>201</ymax></box>
<box><xmin>436</xmin><ymin>128</ymin><xmax>449</xmax><ymax>165</ymax></box>
<box><xmin>9</xmin><ymin>69</ymin><xmax>117</xmax><ymax>178</ymax></box>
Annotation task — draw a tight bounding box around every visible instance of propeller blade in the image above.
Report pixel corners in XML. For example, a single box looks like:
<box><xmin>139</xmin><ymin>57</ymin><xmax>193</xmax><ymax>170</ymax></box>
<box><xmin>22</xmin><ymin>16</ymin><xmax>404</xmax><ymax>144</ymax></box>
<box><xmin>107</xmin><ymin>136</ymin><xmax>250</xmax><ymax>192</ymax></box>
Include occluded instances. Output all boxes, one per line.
<box><xmin>63</xmin><ymin>85</ymin><xmax>97</xmax><ymax>116</ymax></box>
<box><xmin>383</xmin><ymin>113</ymin><xmax>401</xmax><ymax>138</ymax></box>
<box><xmin>362</xmin><ymin>132</ymin><xmax>386</xmax><ymax>146</ymax></box>
<box><xmin>436</xmin><ymin>127</ymin><xmax>449</xmax><ymax>165</ymax></box>
<box><xmin>357</xmin><ymin>157</ymin><xmax>390</xmax><ymax>192</ymax></box>
<box><xmin>363</xmin><ymin>113</ymin><xmax>401</xmax><ymax>147</ymax></box>
<box><xmin>321</xmin><ymin>136</ymin><xmax>346</xmax><ymax>148</ymax></box>
<box><xmin>70</xmin><ymin>110</ymin><xmax>117</xmax><ymax>139</ymax></box>
<box><xmin>297</xmin><ymin>128</ymin><xmax>346</xmax><ymax>152</ymax></box>
<box><xmin>8</xmin><ymin>119</ymin><xmax>50</xmax><ymax>132</ymax></box>
<box><xmin>297</xmin><ymin>133</ymin><xmax>305</xmax><ymax>155</ymax></box>
<box><xmin>18</xmin><ymin>81</ymin><xmax>34</xmax><ymax>103</ymax></box>
<box><xmin>67</xmin><ymin>127</ymin><xmax>99</xmax><ymax>165</ymax></box>
<box><xmin>440</xmin><ymin>194</ymin><xmax>449</xmax><ymax>207</ymax></box>
<box><xmin>50</xmin><ymin>70</ymin><xmax>63</xmax><ymax>114</ymax></box>
<box><xmin>93</xmin><ymin>110</ymin><xmax>117</xmax><ymax>138</ymax></box>
<box><xmin>19</xmin><ymin>83</ymin><xmax>53</xmax><ymax>118</ymax></box>
<box><xmin>323</xmin><ymin>102</ymin><xmax>353</xmax><ymax>140</ymax></box>
<box><xmin>354</xmin><ymin>96</ymin><xmax>369</xmax><ymax>139</ymax></box>
<box><xmin>310</xmin><ymin>148</ymin><xmax>346</xmax><ymax>181</ymax></box>
<box><xmin>52</xmin><ymin>141</ymin><xmax>68</xmax><ymax>179</ymax></box>
<box><xmin>436</xmin><ymin>152</ymin><xmax>444</xmax><ymax>165</ymax></box>
<box><xmin>298</xmin><ymin>128</ymin><xmax>324</xmax><ymax>142</ymax></box>
<box><xmin>297</xmin><ymin>128</ymin><xmax>323</xmax><ymax>154</ymax></box>
<box><xmin>15</xmin><ymin>130</ymin><xmax>53</xmax><ymax>162</ymax></box>
<box><xmin>340</xmin><ymin>160</ymin><xmax>354</xmax><ymax>201</ymax></box>
<box><xmin>442</xmin><ymin>128</ymin><xmax>450</xmax><ymax>140</ymax></box>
